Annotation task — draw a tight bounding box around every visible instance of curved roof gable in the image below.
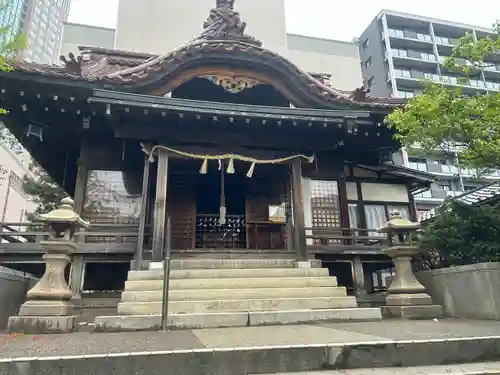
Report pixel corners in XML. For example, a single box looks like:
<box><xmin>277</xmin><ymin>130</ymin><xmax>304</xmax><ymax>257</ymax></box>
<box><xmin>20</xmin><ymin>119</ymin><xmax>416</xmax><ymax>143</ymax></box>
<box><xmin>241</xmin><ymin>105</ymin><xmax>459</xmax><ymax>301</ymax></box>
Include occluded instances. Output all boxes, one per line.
<box><xmin>101</xmin><ymin>0</ymin><xmax>403</xmax><ymax>109</ymax></box>
<box><xmin>9</xmin><ymin>0</ymin><xmax>404</xmax><ymax>110</ymax></box>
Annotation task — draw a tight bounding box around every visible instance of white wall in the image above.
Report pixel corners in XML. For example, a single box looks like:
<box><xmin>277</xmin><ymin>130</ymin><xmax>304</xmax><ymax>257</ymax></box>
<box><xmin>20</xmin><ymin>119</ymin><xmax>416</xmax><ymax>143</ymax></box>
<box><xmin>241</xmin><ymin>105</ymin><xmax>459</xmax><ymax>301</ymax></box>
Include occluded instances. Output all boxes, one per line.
<box><xmin>71</xmin><ymin>0</ymin><xmax>363</xmax><ymax>91</ymax></box>
<box><xmin>285</xmin><ymin>34</ymin><xmax>363</xmax><ymax>90</ymax></box>
<box><xmin>115</xmin><ymin>0</ymin><xmax>288</xmax><ymax>54</ymax></box>
<box><xmin>0</xmin><ymin>144</ymin><xmax>36</xmax><ymax>224</ymax></box>
<box><xmin>60</xmin><ymin>22</ymin><xmax>116</xmax><ymax>59</ymax></box>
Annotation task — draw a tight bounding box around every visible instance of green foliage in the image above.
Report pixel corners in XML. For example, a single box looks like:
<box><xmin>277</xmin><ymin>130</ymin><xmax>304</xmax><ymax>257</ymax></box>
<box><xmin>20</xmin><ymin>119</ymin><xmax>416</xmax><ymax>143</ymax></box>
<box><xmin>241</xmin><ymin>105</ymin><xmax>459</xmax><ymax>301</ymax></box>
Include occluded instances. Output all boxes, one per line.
<box><xmin>418</xmin><ymin>201</ymin><xmax>500</xmax><ymax>269</ymax></box>
<box><xmin>0</xmin><ymin>0</ymin><xmax>27</xmax><ymax>114</ymax></box>
<box><xmin>386</xmin><ymin>20</ymin><xmax>500</xmax><ymax>172</ymax></box>
<box><xmin>0</xmin><ymin>0</ymin><xmax>28</xmax><ymax>178</ymax></box>
<box><xmin>22</xmin><ymin>163</ymin><xmax>66</xmax><ymax>222</ymax></box>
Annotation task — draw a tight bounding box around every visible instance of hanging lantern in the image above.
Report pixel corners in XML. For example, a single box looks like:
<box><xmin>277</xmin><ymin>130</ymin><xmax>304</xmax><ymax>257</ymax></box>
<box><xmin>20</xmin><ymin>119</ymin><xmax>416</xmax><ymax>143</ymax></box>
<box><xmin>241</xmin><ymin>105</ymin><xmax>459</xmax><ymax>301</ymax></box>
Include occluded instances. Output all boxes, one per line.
<box><xmin>25</xmin><ymin>123</ymin><xmax>44</xmax><ymax>142</ymax></box>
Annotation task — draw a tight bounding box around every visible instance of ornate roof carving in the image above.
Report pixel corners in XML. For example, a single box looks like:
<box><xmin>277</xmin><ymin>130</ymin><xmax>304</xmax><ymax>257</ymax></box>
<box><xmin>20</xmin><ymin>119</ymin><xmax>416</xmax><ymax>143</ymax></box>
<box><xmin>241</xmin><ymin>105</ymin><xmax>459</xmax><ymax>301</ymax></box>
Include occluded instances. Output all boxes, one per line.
<box><xmin>5</xmin><ymin>0</ymin><xmax>406</xmax><ymax>110</ymax></box>
<box><xmin>198</xmin><ymin>0</ymin><xmax>261</xmax><ymax>46</ymax></box>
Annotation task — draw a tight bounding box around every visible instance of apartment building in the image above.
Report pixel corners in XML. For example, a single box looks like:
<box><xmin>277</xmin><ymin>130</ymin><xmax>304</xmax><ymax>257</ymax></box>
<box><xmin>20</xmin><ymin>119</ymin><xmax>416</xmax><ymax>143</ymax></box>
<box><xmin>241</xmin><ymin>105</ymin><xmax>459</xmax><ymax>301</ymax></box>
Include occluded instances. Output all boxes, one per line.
<box><xmin>0</xmin><ymin>0</ymin><xmax>71</xmax><ymax>64</ymax></box>
<box><xmin>358</xmin><ymin>10</ymin><xmax>500</xmax><ymax>214</ymax></box>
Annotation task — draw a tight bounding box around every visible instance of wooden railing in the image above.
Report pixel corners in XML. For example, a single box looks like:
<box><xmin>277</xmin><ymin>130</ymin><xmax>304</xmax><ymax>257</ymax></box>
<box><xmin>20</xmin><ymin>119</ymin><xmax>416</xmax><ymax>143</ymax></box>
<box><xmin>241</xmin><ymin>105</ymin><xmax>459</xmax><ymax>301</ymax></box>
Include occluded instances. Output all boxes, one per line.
<box><xmin>0</xmin><ymin>222</ymin><xmax>152</xmax><ymax>254</ymax></box>
<box><xmin>305</xmin><ymin>227</ymin><xmax>388</xmax><ymax>253</ymax></box>
<box><xmin>0</xmin><ymin>222</ymin><xmax>388</xmax><ymax>255</ymax></box>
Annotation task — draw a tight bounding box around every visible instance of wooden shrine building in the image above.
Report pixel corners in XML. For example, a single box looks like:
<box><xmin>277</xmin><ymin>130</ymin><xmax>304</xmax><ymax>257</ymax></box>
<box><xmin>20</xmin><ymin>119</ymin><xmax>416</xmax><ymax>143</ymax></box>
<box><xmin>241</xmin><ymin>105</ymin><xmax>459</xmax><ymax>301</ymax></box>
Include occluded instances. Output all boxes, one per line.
<box><xmin>0</xmin><ymin>1</ymin><xmax>434</xmax><ymax>297</ymax></box>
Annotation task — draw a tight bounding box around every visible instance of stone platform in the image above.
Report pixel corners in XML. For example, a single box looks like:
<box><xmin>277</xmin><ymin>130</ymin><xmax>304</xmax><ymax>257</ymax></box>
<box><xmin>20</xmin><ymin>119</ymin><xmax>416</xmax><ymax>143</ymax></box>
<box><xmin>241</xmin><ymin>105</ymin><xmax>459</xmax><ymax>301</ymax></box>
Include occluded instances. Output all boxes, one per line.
<box><xmin>94</xmin><ymin>259</ymin><xmax>381</xmax><ymax>331</ymax></box>
<box><xmin>2</xmin><ymin>320</ymin><xmax>500</xmax><ymax>374</ymax></box>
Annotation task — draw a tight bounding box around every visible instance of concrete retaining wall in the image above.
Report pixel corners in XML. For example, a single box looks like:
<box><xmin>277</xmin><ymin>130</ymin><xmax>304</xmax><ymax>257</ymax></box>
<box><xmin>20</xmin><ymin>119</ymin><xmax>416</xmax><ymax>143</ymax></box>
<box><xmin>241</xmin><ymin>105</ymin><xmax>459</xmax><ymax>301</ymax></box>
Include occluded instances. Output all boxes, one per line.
<box><xmin>416</xmin><ymin>262</ymin><xmax>500</xmax><ymax>320</ymax></box>
<box><xmin>0</xmin><ymin>266</ymin><xmax>38</xmax><ymax>329</ymax></box>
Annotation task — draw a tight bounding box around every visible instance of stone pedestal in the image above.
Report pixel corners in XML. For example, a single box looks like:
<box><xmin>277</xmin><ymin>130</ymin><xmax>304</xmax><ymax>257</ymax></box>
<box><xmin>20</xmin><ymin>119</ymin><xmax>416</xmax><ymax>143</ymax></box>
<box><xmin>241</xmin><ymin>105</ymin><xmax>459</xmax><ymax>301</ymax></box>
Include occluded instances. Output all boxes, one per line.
<box><xmin>8</xmin><ymin>241</ymin><xmax>77</xmax><ymax>334</ymax></box>
<box><xmin>381</xmin><ymin>246</ymin><xmax>442</xmax><ymax>319</ymax></box>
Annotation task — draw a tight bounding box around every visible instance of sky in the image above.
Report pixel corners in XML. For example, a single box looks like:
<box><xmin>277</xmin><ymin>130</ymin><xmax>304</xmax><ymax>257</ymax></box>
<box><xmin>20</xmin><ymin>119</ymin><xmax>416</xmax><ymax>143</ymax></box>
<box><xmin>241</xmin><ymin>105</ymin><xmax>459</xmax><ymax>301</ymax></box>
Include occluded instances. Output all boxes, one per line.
<box><xmin>68</xmin><ymin>0</ymin><xmax>498</xmax><ymax>42</ymax></box>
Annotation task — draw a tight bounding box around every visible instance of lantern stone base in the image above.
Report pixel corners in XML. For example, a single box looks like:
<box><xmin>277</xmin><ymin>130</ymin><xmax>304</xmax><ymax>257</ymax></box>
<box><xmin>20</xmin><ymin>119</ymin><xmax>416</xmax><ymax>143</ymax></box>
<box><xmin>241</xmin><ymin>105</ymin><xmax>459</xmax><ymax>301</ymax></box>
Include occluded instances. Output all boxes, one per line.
<box><xmin>18</xmin><ymin>299</ymin><xmax>74</xmax><ymax>316</ymax></box>
<box><xmin>381</xmin><ymin>246</ymin><xmax>443</xmax><ymax>320</ymax></box>
<box><xmin>8</xmin><ymin>300</ymin><xmax>77</xmax><ymax>333</ymax></box>
<box><xmin>381</xmin><ymin>304</ymin><xmax>443</xmax><ymax>319</ymax></box>
<box><xmin>7</xmin><ymin>315</ymin><xmax>77</xmax><ymax>334</ymax></box>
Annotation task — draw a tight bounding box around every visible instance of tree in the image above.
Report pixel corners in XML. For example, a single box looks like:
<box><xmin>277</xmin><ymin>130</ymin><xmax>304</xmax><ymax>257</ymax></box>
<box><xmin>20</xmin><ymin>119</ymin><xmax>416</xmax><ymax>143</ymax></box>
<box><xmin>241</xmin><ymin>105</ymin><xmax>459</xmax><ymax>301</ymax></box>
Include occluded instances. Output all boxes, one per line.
<box><xmin>0</xmin><ymin>0</ymin><xmax>28</xmax><ymax>181</ymax></box>
<box><xmin>22</xmin><ymin>163</ymin><xmax>66</xmax><ymax>222</ymax></box>
<box><xmin>418</xmin><ymin>201</ymin><xmax>500</xmax><ymax>270</ymax></box>
<box><xmin>386</xmin><ymin>21</ymin><xmax>500</xmax><ymax>172</ymax></box>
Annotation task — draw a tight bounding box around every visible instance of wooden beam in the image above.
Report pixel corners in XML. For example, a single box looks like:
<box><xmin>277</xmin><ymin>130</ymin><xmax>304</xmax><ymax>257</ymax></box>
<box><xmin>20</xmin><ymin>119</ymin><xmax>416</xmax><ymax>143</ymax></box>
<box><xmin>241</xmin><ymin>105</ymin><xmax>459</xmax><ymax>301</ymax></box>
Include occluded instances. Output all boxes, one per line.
<box><xmin>113</xmin><ymin>122</ymin><xmax>351</xmax><ymax>152</ymax></box>
<box><xmin>407</xmin><ymin>186</ymin><xmax>418</xmax><ymax>221</ymax></box>
<box><xmin>290</xmin><ymin>159</ymin><xmax>307</xmax><ymax>262</ymax></box>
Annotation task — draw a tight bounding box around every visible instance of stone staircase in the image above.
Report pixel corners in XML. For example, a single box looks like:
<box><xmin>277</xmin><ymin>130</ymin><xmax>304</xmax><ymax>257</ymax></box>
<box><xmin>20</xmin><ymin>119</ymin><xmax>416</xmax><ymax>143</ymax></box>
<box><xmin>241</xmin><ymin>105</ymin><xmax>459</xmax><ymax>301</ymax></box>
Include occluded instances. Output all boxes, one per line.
<box><xmin>94</xmin><ymin>259</ymin><xmax>381</xmax><ymax>331</ymax></box>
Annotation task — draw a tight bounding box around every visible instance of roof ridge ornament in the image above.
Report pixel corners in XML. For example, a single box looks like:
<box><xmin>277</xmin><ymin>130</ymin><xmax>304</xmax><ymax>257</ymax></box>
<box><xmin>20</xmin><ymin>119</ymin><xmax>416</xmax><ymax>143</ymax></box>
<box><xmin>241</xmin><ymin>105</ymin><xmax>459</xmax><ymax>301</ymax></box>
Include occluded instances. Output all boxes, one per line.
<box><xmin>198</xmin><ymin>0</ymin><xmax>262</xmax><ymax>46</ymax></box>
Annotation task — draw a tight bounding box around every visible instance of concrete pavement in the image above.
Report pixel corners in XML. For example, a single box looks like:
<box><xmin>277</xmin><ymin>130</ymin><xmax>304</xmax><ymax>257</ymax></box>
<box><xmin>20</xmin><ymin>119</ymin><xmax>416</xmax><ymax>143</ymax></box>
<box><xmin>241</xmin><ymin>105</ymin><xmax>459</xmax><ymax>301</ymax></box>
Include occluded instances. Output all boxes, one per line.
<box><xmin>2</xmin><ymin>319</ymin><xmax>500</xmax><ymax>358</ymax></box>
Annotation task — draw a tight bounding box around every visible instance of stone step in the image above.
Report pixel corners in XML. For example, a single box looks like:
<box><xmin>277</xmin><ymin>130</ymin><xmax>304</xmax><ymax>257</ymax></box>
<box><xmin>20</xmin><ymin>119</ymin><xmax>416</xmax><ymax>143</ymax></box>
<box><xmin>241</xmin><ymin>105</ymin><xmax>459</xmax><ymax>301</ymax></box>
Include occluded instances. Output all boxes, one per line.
<box><xmin>117</xmin><ymin>296</ymin><xmax>358</xmax><ymax>314</ymax></box>
<box><xmin>94</xmin><ymin>307</ymin><xmax>382</xmax><ymax>331</ymax></box>
<box><xmin>154</xmin><ymin>259</ymin><xmax>322</xmax><ymax>270</ymax></box>
<box><xmin>124</xmin><ymin>276</ymin><xmax>339</xmax><ymax>291</ymax></box>
<box><xmin>128</xmin><ymin>267</ymin><xmax>329</xmax><ymax>281</ymax></box>
<box><xmin>120</xmin><ymin>286</ymin><xmax>347</xmax><ymax>302</ymax></box>
<box><xmin>254</xmin><ymin>362</ymin><xmax>500</xmax><ymax>375</ymax></box>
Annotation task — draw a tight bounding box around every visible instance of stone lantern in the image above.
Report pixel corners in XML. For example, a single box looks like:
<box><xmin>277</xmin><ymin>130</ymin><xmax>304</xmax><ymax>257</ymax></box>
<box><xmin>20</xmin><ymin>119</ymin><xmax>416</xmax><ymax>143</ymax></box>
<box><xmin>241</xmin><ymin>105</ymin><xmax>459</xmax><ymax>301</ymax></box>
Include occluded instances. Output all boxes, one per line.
<box><xmin>8</xmin><ymin>197</ymin><xmax>89</xmax><ymax>333</ymax></box>
<box><xmin>378</xmin><ymin>210</ymin><xmax>442</xmax><ymax>319</ymax></box>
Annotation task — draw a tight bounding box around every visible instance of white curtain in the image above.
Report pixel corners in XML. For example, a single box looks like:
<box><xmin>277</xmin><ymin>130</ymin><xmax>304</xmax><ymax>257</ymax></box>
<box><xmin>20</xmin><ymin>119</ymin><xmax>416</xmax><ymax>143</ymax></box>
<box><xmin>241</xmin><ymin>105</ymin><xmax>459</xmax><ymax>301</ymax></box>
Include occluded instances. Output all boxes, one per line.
<box><xmin>348</xmin><ymin>203</ymin><xmax>359</xmax><ymax>236</ymax></box>
<box><xmin>387</xmin><ymin>205</ymin><xmax>410</xmax><ymax>219</ymax></box>
<box><xmin>364</xmin><ymin>205</ymin><xmax>387</xmax><ymax>237</ymax></box>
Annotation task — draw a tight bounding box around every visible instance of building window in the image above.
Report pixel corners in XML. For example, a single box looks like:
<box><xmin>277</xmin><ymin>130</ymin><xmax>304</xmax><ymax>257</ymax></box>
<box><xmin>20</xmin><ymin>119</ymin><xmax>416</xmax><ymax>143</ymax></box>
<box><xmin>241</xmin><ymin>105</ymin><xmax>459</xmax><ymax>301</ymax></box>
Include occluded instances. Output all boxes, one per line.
<box><xmin>424</xmin><ymin>73</ymin><xmax>440</xmax><ymax>82</ymax></box>
<box><xmin>367</xmin><ymin>76</ymin><xmax>375</xmax><ymax>87</ymax></box>
<box><xmin>302</xmin><ymin>179</ymin><xmax>341</xmax><ymax>245</ymax></box>
<box><xmin>408</xmin><ymin>158</ymin><xmax>427</xmax><ymax>172</ymax></box>
<box><xmin>391</xmin><ymin>48</ymin><xmax>408</xmax><ymax>58</ymax></box>
<box><xmin>417</xmin><ymin>33</ymin><xmax>433</xmax><ymax>42</ymax></box>
<box><xmin>364</xmin><ymin>57</ymin><xmax>372</xmax><ymax>68</ymax></box>
<box><xmin>83</xmin><ymin>170</ymin><xmax>142</xmax><ymax>226</ymax></box>
<box><xmin>362</xmin><ymin>38</ymin><xmax>369</xmax><ymax>50</ymax></box>
<box><xmin>394</xmin><ymin>68</ymin><xmax>412</xmax><ymax>78</ymax></box>
<box><xmin>421</xmin><ymin>52</ymin><xmax>436</xmax><ymax>61</ymax></box>
<box><xmin>441</xmin><ymin>75</ymin><xmax>458</xmax><ymax>85</ymax></box>
<box><xmin>469</xmin><ymin>79</ymin><xmax>485</xmax><ymax>87</ymax></box>
<box><xmin>396</xmin><ymin>90</ymin><xmax>414</xmax><ymax>99</ymax></box>
<box><xmin>388</xmin><ymin>28</ymin><xmax>405</xmax><ymax>38</ymax></box>
<box><xmin>435</xmin><ymin>36</ymin><xmax>450</xmax><ymax>45</ymax></box>
<box><xmin>364</xmin><ymin>204</ymin><xmax>410</xmax><ymax>236</ymax></box>
<box><xmin>438</xmin><ymin>181</ymin><xmax>452</xmax><ymax>191</ymax></box>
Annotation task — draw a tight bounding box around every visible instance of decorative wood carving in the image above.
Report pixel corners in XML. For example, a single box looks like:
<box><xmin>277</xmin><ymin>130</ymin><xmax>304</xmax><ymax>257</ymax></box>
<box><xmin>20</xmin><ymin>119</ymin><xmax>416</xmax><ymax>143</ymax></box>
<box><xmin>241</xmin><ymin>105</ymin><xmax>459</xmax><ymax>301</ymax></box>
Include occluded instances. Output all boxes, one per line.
<box><xmin>198</xmin><ymin>0</ymin><xmax>262</xmax><ymax>46</ymax></box>
<box><xmin>201</xmin><ymin>75</ymin><xmax>262</xmax><ymax>94</ymax></box>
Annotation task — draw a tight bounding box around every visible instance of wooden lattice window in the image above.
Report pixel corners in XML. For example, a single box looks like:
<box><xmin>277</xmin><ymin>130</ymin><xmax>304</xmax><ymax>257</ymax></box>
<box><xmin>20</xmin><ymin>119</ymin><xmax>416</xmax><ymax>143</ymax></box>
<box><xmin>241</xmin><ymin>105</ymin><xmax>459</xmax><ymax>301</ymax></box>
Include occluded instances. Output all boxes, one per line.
<box><xmin>308</xmin><ymin>180</ymin><xmax>341</xmax><ymax>244</ymax></box>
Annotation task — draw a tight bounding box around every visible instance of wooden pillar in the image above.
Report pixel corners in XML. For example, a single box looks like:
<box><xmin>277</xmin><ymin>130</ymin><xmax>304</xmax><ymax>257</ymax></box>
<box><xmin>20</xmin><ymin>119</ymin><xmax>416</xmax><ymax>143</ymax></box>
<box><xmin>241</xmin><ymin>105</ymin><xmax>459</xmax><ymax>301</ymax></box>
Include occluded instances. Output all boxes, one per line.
<box><xmin>353</xmin><ymin>256</ymin><xmax>366</xmax><ymax>298</ymax></box>
<box><xmin>407</xmin><ymin>187</ymin><xmax>418</xmax><ymax>221</ymax></box>
<box><xmin>73</xmin><ymin>165</ymin><xmax>88</xmax><ymax>215</ymax></box>
<box><xmin>70</xmin><ymin>148</ymin><xmax>88</xmax><ymax>297</ymax></box>
<box><xmin>69</xmin><ymin>255</ymin><xmax>85</xmax><ymax>299</ymax></box>
<box><xmin>134</xmin><ymin>155</ymin><xmax>151</xmax><ymax>270</ymax></box>
<box><xmin>290</xmin><ymin>159</ymin><xmax>307</xmax><ymax>262</ymax></box>
<box><xmin>152</xmin><ymin>150</ymin><xmax>169</xmax><ymax>262</ymax></box>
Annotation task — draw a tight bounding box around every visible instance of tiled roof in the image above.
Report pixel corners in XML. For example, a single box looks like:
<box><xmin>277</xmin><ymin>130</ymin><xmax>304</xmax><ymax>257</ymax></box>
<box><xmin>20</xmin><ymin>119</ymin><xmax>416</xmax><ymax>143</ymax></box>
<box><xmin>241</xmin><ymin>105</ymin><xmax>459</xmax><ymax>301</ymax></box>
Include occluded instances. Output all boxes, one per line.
<box><xmin>418</xmin><ymin>182</ymin><xmax>500</xmax><ymax>222</ymax></box>
<box><xmin>6</xmin><ymin>1</ymin><xmax>406</xmax><ymax>110</ymax></box>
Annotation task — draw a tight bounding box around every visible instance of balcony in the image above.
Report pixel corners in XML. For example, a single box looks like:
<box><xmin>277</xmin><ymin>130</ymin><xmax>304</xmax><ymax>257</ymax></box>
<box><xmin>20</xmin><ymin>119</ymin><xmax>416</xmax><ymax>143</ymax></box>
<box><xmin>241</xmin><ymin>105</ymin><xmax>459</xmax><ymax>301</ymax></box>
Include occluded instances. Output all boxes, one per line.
<box><xmin>385</xmin><ymin>28</ymin><xmax>434</xmax><ymax>50</ymax></box>
<box><xmin>387</xmin><ymin>48</ymin><xmax>439</xmax><ymax>69</ymax></box>
<box><xmin>414</xmin><ymin>188</ymin><xmax>447</xmax><ymax>201</ymax></box>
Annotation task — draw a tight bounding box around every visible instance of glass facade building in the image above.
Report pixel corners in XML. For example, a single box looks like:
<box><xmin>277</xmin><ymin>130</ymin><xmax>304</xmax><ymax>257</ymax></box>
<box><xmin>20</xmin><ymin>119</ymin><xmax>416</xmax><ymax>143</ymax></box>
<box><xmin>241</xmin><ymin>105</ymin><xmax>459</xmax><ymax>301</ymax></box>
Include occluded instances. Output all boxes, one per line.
<box><xmin>0</xmin><ymin>0</ymin><xmax>71</xmax><ymax>64</ymax></box>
